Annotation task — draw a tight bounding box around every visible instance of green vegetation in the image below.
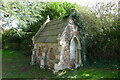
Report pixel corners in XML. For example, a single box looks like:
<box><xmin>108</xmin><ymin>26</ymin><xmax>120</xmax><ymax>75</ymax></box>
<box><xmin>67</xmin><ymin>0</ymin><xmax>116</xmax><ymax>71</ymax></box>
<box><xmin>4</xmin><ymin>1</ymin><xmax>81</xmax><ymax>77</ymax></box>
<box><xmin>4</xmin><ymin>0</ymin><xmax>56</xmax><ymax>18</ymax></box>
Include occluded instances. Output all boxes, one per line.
<box><xmin>2</xmin><ymin>50</ymin><xmax>55</xmax><ymax>78</ymax></box>
<box><xmin>1</xmin><ymin>0</ymin><xmax>119</xmax><ymax>79</ymax></box>
<box><xmin>1</xmin><ymin>1</ymin><xmax>119</xmax><ymax>59</ymax></box>
<box><xmin>2</xmin><ymin>50</ymin><xmax>119</xmax><ymax>78</ymax></box>
<box><xmin>1</xmin><ymin>1</ymin><xmax>77</xmax><ymax>55</ymax></box>
<box><xmin>60</xmin><ymin>68</ymin><xmax>118</xmax><ymax>78</ymax></box>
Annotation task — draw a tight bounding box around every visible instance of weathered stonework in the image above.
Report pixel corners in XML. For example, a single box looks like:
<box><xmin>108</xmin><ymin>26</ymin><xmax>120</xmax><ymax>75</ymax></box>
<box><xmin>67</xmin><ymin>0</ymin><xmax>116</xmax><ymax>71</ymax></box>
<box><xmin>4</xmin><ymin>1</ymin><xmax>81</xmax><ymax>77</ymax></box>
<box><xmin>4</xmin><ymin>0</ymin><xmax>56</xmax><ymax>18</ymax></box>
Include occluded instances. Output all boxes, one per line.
<box><xmin>31</xmin><ymin>16</ymin><xmax>83</xmax><ymax>72</ymax></box>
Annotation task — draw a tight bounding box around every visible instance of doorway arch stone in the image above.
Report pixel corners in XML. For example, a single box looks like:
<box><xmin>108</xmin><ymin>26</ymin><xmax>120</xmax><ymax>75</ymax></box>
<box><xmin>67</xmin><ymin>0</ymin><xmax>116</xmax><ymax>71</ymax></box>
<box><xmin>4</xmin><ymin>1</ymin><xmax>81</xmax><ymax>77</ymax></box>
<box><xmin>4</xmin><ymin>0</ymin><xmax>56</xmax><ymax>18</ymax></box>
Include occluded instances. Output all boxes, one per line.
<box><xmin>70</xmin><ymin>36</ymin><xmax>81</xmax><ymax>68</ymax></box>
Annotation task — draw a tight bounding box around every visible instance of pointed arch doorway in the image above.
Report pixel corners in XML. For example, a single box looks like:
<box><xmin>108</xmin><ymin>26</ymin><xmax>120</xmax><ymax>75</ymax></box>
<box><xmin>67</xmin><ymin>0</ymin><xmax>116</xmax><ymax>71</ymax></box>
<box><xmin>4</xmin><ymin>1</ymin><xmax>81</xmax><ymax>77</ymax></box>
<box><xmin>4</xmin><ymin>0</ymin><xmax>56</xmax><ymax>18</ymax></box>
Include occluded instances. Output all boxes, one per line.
<box><xmin>70</xmin><ymin>37</ymin><xmax>80</xmax><ymax>68</ymax></box>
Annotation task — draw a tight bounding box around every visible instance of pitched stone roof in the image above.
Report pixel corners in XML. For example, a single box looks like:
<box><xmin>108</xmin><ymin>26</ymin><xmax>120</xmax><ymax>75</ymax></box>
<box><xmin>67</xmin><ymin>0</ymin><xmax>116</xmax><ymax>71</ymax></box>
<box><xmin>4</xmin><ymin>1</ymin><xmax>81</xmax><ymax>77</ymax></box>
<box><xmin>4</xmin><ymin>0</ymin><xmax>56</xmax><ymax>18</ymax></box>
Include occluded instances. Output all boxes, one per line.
<box><xmin>34</xmin><ymin>18</ymin><xmax>70</xmax><ymax>43</ymax></box>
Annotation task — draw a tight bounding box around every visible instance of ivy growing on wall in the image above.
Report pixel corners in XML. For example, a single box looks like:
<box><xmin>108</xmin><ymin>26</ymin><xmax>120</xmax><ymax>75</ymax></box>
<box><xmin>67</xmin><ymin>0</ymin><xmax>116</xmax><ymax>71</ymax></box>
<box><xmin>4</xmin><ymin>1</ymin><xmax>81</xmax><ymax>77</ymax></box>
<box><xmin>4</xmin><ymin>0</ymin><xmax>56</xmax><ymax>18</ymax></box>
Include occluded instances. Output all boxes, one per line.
<box><xmin>71</xmin><ymin>10</ymin><xmax>87</xmax><ymax>64</ymax></box>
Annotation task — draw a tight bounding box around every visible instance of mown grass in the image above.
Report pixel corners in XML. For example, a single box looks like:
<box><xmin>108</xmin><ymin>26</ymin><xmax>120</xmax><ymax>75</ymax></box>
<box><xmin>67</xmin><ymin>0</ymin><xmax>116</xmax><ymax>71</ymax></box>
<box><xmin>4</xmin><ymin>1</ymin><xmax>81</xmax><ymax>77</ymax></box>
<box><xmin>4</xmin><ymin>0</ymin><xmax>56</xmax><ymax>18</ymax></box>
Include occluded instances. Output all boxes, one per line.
<box><xmin>2</xmin><ymin>49</ymin><xmax>119</xmax><ymax>79</ymax></box>
<box><xmin>2</xmin><ymin>50</ymin><xmax>55</xmax><ymax>78</ymax></box>
<box><xmin>58</xmin><ymin>68</ymin><xmax>119</xmax><ymax>78</ymax></box>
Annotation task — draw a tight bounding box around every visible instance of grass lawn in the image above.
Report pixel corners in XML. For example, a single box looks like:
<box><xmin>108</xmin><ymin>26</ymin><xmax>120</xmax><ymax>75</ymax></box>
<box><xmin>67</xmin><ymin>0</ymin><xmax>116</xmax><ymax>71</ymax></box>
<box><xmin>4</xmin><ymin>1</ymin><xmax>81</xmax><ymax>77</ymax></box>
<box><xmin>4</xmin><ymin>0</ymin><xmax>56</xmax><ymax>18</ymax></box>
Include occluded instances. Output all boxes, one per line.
<box><xmin>2</xmin><ymin>50</ymin><xmax>55</xmax><ymax>78</ymax></box>
<box><xmin>59</xmin><ymin>68</ymin><xmax>119</xmax><ymax>78</ymax></box>
<box><xmin>1</xmin><ymin>50</ymin><xmax>119</xmax><ymax>79</ymax></box>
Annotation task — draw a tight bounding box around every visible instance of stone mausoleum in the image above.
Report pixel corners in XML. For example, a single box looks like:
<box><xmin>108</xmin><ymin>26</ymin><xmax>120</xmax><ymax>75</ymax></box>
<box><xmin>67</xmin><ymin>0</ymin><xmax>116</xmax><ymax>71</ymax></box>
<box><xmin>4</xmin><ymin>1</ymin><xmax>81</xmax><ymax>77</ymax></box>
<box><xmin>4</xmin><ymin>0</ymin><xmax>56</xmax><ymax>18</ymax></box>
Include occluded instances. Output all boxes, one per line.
<box><xmin>31</xmin><ymin>15</ymin><xmax>83</xmax><ymax>72</ymax></box>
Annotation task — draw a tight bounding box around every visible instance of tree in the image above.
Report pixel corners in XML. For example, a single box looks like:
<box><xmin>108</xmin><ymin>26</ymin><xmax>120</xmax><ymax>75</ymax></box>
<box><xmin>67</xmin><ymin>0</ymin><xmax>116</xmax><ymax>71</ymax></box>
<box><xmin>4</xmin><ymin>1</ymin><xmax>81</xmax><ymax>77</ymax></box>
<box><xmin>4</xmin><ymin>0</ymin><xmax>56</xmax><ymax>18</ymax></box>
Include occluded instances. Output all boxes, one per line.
<box><xmin>0</xmin><ymin>0</ymin><xmax>46</xmax><ymax>29</ymax></box>
<box><xmin>85</xmin><ymin>1</ymin><xmax>119</xmax><ymax>63</ymax></box>
<box><xmin>1</xmin><ymin>1</ymin><xmax>78</xmax><ymax>55</ymax></box>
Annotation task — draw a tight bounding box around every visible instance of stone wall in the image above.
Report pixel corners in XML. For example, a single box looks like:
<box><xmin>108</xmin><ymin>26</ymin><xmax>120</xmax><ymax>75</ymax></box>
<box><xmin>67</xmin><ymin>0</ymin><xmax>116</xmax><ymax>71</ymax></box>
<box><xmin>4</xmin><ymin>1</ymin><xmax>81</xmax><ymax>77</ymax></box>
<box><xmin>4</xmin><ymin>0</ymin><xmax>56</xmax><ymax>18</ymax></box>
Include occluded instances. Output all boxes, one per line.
<box><xmin>31</xmin><ymin>18</ymin><xmax>82</xmax><ymax>71</ymax></box>
<box><xmin>31</xmin><ymin>43</ymin><xmax>60</xmax><ymax>69</ymax></box>
<box><xmin>56</xmin><ymin>18</ymin><xmax>82</xmax><ymax>70</ymax></box>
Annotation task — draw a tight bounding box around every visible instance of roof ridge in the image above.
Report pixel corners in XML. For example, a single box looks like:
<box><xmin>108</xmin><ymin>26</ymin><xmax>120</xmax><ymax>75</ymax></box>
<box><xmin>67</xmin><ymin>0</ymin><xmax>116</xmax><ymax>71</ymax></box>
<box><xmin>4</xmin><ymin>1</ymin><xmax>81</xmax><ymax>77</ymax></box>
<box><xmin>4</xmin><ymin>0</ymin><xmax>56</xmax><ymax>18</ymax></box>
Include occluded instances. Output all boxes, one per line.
<box><xmin>47</xmin><ymin>17</ymin><xmax>67</xmax><ymax>24</ymax></box>
<box><xmin>33</xmin><ymin>17</ymin><xmax>72</xmax><ymax>43</ymax></box>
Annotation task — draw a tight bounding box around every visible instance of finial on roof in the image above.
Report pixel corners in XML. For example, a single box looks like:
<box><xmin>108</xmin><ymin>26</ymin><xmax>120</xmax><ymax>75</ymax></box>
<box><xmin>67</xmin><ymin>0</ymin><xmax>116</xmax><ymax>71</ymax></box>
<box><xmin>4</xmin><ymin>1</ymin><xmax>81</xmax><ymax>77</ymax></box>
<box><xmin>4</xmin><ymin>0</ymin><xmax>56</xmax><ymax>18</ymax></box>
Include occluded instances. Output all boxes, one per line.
<box><xmin>47</xmin><ymin>15</ymin><xmax>50</xmax><ymax>21</ymax></box>
<box><xmin>44</xmin><ymin>15</ymin><xmax>50</xmax><ymax>24</ymax></box>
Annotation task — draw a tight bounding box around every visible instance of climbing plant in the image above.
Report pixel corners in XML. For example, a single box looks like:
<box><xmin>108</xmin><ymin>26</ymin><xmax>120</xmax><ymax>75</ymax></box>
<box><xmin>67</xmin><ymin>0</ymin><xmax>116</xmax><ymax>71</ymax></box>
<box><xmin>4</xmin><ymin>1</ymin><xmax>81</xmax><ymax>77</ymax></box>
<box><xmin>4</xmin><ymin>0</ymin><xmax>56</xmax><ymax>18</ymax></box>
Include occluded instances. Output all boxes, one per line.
<box><xmin>71</xmin><ymin>10</ymin><xmax>87</xmax><ymax>64</ymax></box>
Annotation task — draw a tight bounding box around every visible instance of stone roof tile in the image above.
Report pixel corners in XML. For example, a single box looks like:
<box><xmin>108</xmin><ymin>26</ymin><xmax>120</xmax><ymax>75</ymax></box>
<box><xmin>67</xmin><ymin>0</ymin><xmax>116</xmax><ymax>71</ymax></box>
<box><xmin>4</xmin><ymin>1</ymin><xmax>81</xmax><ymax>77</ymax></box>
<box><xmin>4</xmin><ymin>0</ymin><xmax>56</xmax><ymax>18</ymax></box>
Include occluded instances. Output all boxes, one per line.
<box><xmin>34</xmin><ymin>18</ymin><xmax>69</xmax><ymax>43</ymax></box>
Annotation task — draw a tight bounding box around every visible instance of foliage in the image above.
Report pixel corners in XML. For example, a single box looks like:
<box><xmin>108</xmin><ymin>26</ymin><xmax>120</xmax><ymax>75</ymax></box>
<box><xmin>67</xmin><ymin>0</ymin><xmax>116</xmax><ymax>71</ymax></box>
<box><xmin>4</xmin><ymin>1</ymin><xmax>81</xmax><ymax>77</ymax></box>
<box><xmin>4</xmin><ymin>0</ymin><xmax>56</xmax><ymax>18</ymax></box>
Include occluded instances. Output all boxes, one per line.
<box><xmin>2</xmin><ymin>28</ymin><xmax>21</xmax><ymax>50</ymax></box>
<box><xmin>1</xmin><ymin>1</ymin><xmax>77</xmax><ymax>55</ymax></box>
<box><xmin>26</xmin><ymin>2</ymin><xmax>77</xmax><ymax>33</ymax></box>
<box><xmin>41</xmin><ymin>2</ymin><xmax>76</xmax><ymax>20</ymax></box>
<box><xmin>20</xmin><ymin>32</ymin><xmax>34</xmax><ymax>55</ymax></box>
<box><xmin>2</xmin><ymin>28</ymin><xmax>34</xmax><ymax>55</ymax></box>
<box><xmin>69</xmin><ymin>1</ymin><xmax>119</xmax><ymax>66</ymax></box>
<box><xmin>1</xmin><ymin>0</ymin><xmax>76</xmax><ymax>31</ymax></box>
<box><xmin>1</xmin><ymin>0</ymin><xmax>119</xmax><ymax>66</ymax></box>
<box><xmin>60</xmin><ymin>1</ymin><xmax>119</xmax><ymax>65</ymax></box>
<box><xmin>0</xmin><ymin>0</ymin><xmax>46</xmax><ymax>28</ymax></box>
<box><xmin>71</xmin><ymin>10</ymin><xmax>87</xmax><ymax>63</ymax></box>
<box><xmin>85</xmin><ymin>2</ymin><xmax>119</xmax><ymax>63</ymax></box>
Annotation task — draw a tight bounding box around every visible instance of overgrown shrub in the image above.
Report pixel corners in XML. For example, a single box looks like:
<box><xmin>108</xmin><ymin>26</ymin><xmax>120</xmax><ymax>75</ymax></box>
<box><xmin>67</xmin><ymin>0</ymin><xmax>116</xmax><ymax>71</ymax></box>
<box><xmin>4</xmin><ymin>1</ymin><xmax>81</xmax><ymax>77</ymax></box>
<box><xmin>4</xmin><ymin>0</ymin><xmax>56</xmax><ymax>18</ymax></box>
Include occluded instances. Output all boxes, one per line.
<box><xmin>2</xmin><ymin>28</ymin><xmax>21</xmax><ymax>50</ymax></box>
<box><xmin>20</xmin><ymin>32</ymin><xmax>34</xmax><ymax>55</ymax></box>
<box><xmin>2</xmin><ymin>28</ymin><xmax>34</xmax><ymax>55</ymax></box>
<box><xmin>2</xmin><ymin>1</ymin><xmax>119</xmax><ymax>68</ymax></box>
<box><xmin>86</xmin><ymin>20</ymin><xmax>120</xmax><ymax>67</ymax></box>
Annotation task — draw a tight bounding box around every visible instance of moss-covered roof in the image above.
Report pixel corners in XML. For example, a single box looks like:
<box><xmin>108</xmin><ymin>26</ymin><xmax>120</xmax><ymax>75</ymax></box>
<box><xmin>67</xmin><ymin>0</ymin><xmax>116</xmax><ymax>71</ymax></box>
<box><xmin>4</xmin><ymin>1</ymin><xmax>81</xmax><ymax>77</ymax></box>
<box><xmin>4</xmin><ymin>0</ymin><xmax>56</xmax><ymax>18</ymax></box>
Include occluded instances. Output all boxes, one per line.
<box><xmin>34</xmin><ymin>18</ymin><xmax>69</xmax><ymax>43</ymax></box>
